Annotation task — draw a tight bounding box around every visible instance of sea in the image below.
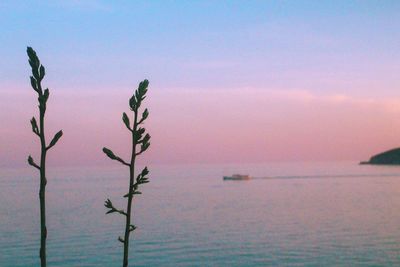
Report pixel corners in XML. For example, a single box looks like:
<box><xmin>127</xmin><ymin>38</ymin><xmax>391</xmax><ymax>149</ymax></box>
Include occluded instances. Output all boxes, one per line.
<box><xmin>1</xmin><ymin>161</ymin><xmax>400</xmax><ymax>266</ymax></box>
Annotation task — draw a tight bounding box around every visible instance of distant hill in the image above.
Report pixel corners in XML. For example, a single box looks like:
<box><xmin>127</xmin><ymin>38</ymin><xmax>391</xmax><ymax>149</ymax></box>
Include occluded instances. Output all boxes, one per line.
<box><xmin>360</xmin><ymin>148</ymin><xmax>400</xmax><ymax>165</ymax></box>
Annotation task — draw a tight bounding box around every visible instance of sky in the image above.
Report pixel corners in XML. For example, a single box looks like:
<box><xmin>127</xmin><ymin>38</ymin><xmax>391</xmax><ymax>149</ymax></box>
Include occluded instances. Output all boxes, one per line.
<box><xmin>1</xmin><ymin>0</ymin><xmax>400</xmax><ymax>167</ymax></box>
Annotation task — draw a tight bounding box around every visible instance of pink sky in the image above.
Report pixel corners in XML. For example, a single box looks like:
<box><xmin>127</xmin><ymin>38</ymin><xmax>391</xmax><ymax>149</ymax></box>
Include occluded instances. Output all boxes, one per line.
<box><xmin>2</xmin><ymin>85</ymin><xmax>400</xmax><ymax>167</ymax></box>
<box><xmin>2</xmin><ymin>2</ymin><xmax>400</xmax><ymax>167</ymax></box>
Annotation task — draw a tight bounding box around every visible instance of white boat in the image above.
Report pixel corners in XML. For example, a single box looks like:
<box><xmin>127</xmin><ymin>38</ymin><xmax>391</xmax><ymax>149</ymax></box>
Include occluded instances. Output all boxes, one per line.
<box><xmin>223</xmin><ymin>174</ymin><xmax>251</xmax><ymax>181</ymax></box>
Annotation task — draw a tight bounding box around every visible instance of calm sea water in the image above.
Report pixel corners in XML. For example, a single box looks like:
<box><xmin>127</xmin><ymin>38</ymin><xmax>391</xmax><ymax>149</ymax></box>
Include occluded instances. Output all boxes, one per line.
<box><xmin>1</xmin><ymin>162</ymin><xmax>400</xmax><ymax>266</ymax></box>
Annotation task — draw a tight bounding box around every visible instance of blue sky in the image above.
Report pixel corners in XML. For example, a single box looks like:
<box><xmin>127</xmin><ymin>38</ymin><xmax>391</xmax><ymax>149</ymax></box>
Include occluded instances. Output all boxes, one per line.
<box><xmin>1</xmin><ymin>0</ymin><xmax>399</xmax><ymax>96</ymax></box>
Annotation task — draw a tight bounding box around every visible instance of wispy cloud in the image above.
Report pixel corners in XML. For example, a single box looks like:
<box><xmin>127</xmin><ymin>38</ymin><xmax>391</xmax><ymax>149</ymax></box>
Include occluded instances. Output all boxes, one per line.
<box><xmin>224</xmin><ymin>87</ymin><xmax>400</xmax><ymax>114</ymax></box>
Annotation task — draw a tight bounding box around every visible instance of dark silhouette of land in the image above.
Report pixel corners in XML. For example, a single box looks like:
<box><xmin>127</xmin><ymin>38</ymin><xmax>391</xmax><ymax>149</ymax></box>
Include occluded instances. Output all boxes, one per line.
<box><xmin>360</xmin><ymin>148</ymin><xmax>400</xmax><ymax>165</ymax></box>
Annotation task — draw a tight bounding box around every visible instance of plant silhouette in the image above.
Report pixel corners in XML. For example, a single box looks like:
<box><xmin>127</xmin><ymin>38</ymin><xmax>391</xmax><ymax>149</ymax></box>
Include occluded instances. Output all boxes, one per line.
<box><xmin>27</xmin><ymin>47</ymin><xmax>63</xmax><ymax>267</ymax></box>
<box><xmin>103</xmin><ymin>80</ymin><xmax>151</xmax><ymax>267</ymax></box>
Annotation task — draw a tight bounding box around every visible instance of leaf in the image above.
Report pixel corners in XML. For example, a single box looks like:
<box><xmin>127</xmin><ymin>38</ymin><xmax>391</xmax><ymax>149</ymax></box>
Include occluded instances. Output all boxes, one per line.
<box><xmin>141</xmin><ymin>133</ymin><xmax>150</xmax><ymax>144</ymax></box>
<box><xmin>39</xmin><ymin>65</ymin><xmax>45</xmax><ymax>80</ymax></box>
<box><xmin>27</xmin><ymin>155</ymin><xmax>34</xmax><ymax>166</ymax></box>
<box><xmin>135</xmin><ymin>90</ymin><xmax>140</xmax><ymax>103</ymax></box>
<box><xmin>141</xmin><ymin>108</ymin><xmax>149</xmax><ymax>122</ymax></box>
<box><xmin>137</xmin><ymin>179</ymin><xmax>149</xmax><ymax>185</ymax></box>
<box><xmin>30</xmin><ymin>117</ymin><xmax>39</xmax><ymax>135</ymax></box>
<box><xmin>138</xmin><ymin>80</ymin><xmax>149</xmax><ymax>97</ymax></box>
<box><xmin>48</xmin><ymin>130</ymin><xmax>63</xmax><ymax>149</ymax></box>
<box><xmin>122</xmin><ymin>112</ymin><xmax>130</xmax><ymax>130</ymax></box>
<box><xmin>102</xmin><ymin>147</ymin><xmax>129</xmax><ymax>166</ymax></box>
<box><xmin>141</xmin><ymin>142</ymin><xmax>150</xmax><ymax>152</ymax></box>
<box><xmin>104</xmin><ymin>199</ymin><xmax>116</xmax><ymax>214</ymax></box>
<box><xmin>129</xmin><ymin>95</ymin><xmax>136</xmax><ymax>110</ymax></box>
<box><xmin>138</xmin><ymin>128</ymin><xmax>145</xmax><ymax>135</ymax></box>
<box><xmin>141</xmin><ymin>166</ymin><xmax>149</xmax><ymax>176</ymax></box>
<box><xmin>137</xmin><ymin>172</ymin><xmax>150</xmax><ymax>185</ymax></box>
<box><xmin>104</xmin><ymin>199</ymin><xmax>112</xmax><ymax>208</ymax></box>
<box><xmin>43</xmin><ymin>88</ymin><xmax>49</xmax><ymax>102</ymax></box>
<box><xmin>32</xmin><ymin>68</ymin><xmax>40</xmax><ymax>80</ymax></box>
<box><xmin>27</xmin><ymin>155</ymin><xmax>39</xmax><ymax>169</ymax></box>
<box><xmin>27</xmin><ymin>47</ymin><xmax>39</xmax><ymax>69</ymax></box>
<box><xmin>30</xmin><ymin>76</ymin><xmax>38</xmax><ymax>91</ymax></box>
<box><xmin>134</xmin><ymin>128</ymin><xmax>145</xmax><ymax>142</ymax></box>
<box><xmin>103</xmin><ymin>147</ymin><xmax>117</xmax><ymax>160</ymax></box>
<box><xmin>129</xmin><ymin>80</ymin><xmax>149</xmax><ymax>111</ymax></box>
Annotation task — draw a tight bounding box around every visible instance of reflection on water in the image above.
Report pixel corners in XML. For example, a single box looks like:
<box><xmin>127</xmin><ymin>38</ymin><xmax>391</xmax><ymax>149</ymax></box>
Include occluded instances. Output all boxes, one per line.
<box><xmin>1</xmin><ymin>162</ymin><xmax>400</xmax><ymax>266</ymax></box>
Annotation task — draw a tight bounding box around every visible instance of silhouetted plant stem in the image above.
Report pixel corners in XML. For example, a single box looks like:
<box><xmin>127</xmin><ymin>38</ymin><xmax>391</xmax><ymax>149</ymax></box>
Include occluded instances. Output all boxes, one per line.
<box><xmin>122</xmin><ymin>111</ymin><xmax>137</xmax><ymax>267</ymax></box>
<box><xmin>27</xmin><ymin>47</ymin><xmax>63</xmax><ymax>267</ymax></box>
<box><xmin>103</xmin><ymin>80</ymin><xmax>150</xmax><ymax>267</ymax></box>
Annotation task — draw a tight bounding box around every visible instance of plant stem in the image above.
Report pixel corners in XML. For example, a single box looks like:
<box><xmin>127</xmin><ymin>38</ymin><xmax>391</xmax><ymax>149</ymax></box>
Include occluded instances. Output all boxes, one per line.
<box><xmin>38</xmin><ymin>83</ymin><xmax>47</xmax><ymax>267</ymax></box>
<box><xmin>103</xmin><ymin>79</ymin><xmax>150</xmax><ymax>267</ymax></box>
<box><xmin>39</xmin><ymin>112</ymin><xmax>47</xmax><ymax>267</ymax></box>
<box><xmin>28</xmin><ymin>47</ymin><xmax>63</xmax><ymax>267</ymax></box>
<box><xmin>123</xmin><ymin>110</ymin><xmax>138</xmax><ymax>267</ymax></box>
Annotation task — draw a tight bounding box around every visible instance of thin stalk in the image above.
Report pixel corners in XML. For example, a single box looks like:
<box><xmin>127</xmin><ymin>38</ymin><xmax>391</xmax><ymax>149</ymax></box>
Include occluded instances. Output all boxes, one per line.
<box><xmin>103</xmin><ymin>80</ymin><xmax>150</xmax><ymax>267</ymax></box>
<box><xmin>27</xmin><ymin>47</ymin><xmax>63</xmax><ymax>267</ymax></box>
<box><xmin>123</xmin><ymin>110</ymin><xmax>138</xmax><ymax>267</ymax></box>
<box><xmin>39</xmin><ymin>99</ymin><xmax>47</xmax><ymax>267</ymax></box>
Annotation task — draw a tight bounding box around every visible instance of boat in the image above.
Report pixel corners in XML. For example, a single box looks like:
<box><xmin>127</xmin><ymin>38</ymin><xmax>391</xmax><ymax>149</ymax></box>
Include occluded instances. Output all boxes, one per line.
<box><xmin>223</xmin><ymin>174</ymin><xmax>251</xmax><ymax>181</ymax></box>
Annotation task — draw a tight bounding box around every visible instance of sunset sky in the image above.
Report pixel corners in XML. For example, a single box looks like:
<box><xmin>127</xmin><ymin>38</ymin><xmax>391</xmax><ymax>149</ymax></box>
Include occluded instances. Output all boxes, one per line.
<box><xmin>1</xmin><ymin>1</ymin><xmax>400</xmax><ymax>167</ymax></box>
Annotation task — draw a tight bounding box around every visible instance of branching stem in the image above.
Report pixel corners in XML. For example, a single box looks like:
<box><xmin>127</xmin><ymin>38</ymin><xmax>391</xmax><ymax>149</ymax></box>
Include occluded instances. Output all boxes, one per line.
<box><xmin>103</xmin><ymin>80</ymin><xmax>150</xmax><ymax>267</ymax></box>
<box><xmin>27</xmin><ymin>47</ymin><xmax>62</xmax><ymax>267</ymax></box>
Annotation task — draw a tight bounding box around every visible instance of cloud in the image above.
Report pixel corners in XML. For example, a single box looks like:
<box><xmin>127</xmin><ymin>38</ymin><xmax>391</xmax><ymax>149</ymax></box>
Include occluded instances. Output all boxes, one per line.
<box><xmin>228</xmin><ymin>87</ymin><xmax>400</xmax><ymax>114</ymax></box>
